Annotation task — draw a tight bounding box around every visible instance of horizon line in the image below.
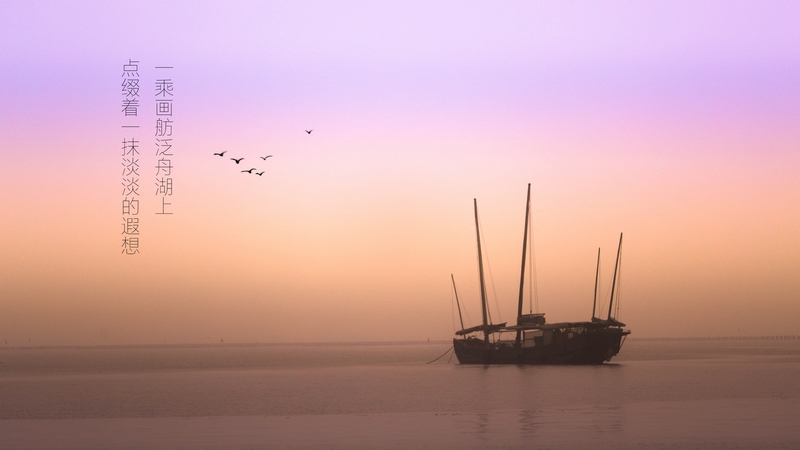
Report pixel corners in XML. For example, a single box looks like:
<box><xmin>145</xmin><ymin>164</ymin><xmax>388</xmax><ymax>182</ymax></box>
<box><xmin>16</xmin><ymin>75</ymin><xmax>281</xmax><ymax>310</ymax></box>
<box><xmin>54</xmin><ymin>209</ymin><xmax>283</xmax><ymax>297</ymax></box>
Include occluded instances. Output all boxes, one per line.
<box><xmin>1</xmin><ymin>335</ymin><xmax>797</xmax><ymax>351</ymax></box>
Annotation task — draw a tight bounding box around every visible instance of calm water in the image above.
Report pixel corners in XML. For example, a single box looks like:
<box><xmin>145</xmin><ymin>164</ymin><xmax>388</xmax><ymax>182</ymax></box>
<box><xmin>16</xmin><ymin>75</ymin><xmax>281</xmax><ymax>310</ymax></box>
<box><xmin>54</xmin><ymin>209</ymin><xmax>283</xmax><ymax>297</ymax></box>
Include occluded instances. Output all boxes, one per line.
<box><xmin>1</xmin><ymin>341</ymin><xmax>798</xmax><ymax>449</ymax></box>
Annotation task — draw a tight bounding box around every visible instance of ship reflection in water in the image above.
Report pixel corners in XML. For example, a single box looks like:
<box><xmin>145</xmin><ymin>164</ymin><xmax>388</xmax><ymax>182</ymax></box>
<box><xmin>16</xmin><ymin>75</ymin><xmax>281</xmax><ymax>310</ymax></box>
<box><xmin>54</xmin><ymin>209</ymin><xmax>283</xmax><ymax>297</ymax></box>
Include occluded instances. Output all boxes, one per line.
<box><xmin>453</xmin><ymin>184</ymin><xmax>630</xmax><ymax>364</ymax></box>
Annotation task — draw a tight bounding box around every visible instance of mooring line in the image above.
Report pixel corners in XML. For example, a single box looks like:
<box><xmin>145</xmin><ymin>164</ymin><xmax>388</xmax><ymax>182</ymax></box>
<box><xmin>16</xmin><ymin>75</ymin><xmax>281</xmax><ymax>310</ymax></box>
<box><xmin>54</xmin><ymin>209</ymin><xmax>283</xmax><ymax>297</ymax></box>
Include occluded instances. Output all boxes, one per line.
<box><xmin>426</xmin><ymin>345</ymin><xmax>454</xmax><ymax>364</ymax></box>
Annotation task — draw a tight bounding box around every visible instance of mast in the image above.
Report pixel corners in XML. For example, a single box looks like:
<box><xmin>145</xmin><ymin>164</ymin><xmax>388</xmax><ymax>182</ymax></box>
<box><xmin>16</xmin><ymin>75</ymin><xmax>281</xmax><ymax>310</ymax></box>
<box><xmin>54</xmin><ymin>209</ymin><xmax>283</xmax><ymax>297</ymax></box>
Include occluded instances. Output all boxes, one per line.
<box><xmin>451</xmin><ymin>274</ymin><xmax>465</xmax><ymax>331</ymax></box>
<box><xmin>592</xmin><ymin>247</ymin><xmax>600</xmax><ymax>319</ymax></box>
<box><xmin>515</xmin><ymin>183</ymin><xmax>531</xmax><ymax>346</ymax></box>
<box><xmin>474</xmin><ymin>199</ymin><xmax>490</xmax><ymax>343</ymax></box>
<box><xmin>607</xmin><ymin>233</ymin><xmax>623</xmax><ymax>321</ymax></box>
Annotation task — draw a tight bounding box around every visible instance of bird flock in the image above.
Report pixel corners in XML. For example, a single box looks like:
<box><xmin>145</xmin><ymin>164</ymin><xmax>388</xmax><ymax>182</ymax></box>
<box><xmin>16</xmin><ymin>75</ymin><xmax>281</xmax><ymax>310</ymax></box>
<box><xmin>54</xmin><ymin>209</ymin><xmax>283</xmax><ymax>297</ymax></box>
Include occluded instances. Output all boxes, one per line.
<box><xmin>213</xmin><ymin>129</ymin><xmax>312</xmax><ymax>177</ymax></box>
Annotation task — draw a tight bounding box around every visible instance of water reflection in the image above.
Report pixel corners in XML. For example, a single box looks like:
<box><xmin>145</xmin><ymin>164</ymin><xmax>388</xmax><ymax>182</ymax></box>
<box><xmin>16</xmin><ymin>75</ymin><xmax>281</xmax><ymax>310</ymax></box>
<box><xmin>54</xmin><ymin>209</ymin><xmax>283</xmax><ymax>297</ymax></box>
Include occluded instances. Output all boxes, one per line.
<box><xmin>517</xmin><ymin>408</ymin><xmax>537</xmax><ymax>440</ymax></box>
<box><xmin>447</xmin><ymin>362</ymin><xmax>632</xmax><ymax>446</ymax></box>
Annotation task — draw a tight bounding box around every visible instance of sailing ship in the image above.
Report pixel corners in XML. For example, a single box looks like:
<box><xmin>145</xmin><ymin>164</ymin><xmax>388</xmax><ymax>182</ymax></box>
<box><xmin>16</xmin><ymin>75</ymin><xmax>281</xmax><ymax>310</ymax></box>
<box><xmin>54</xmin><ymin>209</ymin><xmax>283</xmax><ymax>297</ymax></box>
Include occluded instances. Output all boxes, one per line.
<box><xmin>452</xmin><ymin>184</ymin><xmax>630</xmax><ymax>364</ymax></box>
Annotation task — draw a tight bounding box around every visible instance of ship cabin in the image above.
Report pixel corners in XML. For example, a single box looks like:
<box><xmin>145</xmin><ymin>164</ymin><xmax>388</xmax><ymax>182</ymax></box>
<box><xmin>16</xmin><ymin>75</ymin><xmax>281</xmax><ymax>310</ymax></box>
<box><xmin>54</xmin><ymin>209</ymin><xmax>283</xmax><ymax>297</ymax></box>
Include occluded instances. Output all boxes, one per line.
<box><xmin>456</xmin><ymin>313</ymin><xmax>626</xmax><ymax>351</ymax></box>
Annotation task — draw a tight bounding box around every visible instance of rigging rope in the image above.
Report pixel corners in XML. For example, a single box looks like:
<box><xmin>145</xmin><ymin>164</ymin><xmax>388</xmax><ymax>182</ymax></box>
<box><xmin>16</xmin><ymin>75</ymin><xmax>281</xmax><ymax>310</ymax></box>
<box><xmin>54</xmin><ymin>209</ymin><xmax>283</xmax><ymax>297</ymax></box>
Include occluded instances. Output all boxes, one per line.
<box><xmin>451</xmin><ymin>283</ymin><xmax>456</xmax><ymax>332</ymax></box>
<box><xmin>462</xmin><ymin>295</ymin><xmax>473</xmax><ymax>328</ymax></box>
<box><xmin>528</xmin><ymin>207</ymin><xmax>533</xmax><ymax>314</ymax></box>
<box><xmin>530</xmin><ymin>209</ymin><xmax>540</xmax><ymax>314</ymax></box>
<box><xmin>472</xmin><ymin>215</ymin><xmax>491</xmax><ymax>325</ymax></box>
<box><xmin>479</xmin><ymin>215</ymin><xmax>503</xmax><ymax>323</ymax></box>
<box><xmin>426</xmin><ymin>345</ymin><xmax>454</xmax><ymax>364</ymax></box>
<box><xmin>599</xmin><ymin>264</ymin><xmax>612</xmax><ymax>318</ymax></box>
<box><xmin>597</xmin><ymin>256</ymin><xmax>601</xmax><ymax>318</ymax></box>
<box><xmin>485</xmin><ymin>255</ymin><xmax>503</xmax><ymax>324</ymax></box>
<box><xmin>591</xmin><ymin>255</ymin><xmax>601</xmax><ymax>318</ymax></box>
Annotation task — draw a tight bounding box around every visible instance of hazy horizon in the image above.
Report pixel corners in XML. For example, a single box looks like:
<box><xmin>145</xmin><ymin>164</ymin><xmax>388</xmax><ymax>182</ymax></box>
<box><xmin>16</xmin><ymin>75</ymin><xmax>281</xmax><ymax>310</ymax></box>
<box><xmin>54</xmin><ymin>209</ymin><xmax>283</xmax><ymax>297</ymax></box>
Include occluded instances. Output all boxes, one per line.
<box><xmin>2</xmin><ymin>1</ymin><xmax>799</xmax><ymax>346</ymax></box>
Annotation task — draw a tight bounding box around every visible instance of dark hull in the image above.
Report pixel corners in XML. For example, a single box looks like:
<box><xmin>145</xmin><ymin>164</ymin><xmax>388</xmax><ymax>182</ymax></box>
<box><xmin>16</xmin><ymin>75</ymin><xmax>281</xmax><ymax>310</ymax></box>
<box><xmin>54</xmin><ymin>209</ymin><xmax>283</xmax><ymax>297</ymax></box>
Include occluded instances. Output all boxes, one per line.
<box><xmin>453</xmin><ymin>328</ymin><xmax>628</xmax><ymax>365</ymax></box>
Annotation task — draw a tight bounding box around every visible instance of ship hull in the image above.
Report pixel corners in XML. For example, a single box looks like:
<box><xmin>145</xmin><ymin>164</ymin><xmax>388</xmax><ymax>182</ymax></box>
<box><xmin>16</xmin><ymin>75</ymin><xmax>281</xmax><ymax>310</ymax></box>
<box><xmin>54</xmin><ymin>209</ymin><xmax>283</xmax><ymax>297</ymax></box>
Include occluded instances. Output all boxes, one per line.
<box><xmin>453</xmin><ymin>328</ymin><xmax>628</xmax><ymax>365</ymax></box>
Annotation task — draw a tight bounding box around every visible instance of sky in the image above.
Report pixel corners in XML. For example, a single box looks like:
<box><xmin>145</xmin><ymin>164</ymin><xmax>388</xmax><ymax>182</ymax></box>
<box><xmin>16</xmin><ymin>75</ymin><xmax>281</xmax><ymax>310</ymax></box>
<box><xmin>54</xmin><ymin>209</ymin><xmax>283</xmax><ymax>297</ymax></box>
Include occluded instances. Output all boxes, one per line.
<box><xmin>1</xmin><ymin>1</ymin><xmax>799</xmax><ymax>345</ymax></box>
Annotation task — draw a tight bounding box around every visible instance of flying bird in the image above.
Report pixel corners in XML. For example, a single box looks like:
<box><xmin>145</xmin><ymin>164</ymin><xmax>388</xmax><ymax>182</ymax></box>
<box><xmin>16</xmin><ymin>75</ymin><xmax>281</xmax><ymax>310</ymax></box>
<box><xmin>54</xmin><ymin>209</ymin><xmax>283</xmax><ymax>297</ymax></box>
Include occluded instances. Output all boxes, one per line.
<box><xmin>213</xmin><ymin>151</ymin><xmax>227</xmax><ymax>157</ymax></box>
<box><xmin>260</xmin><ymin>155</ymin><xmax>273</xmax><ymax>160</ymax></box>
<box><xmin>256</xmin><ymin>171</ymin><xmax>265</xmax><ymax>176</ymax></box>
<box><xmin>242</xmin><ymin>168</ymin><xmax>256</xmax><ymax>174</ymax></box>
<box><xmin>231</xmin><ymin>157</ymin><xmax>244</xmax><ymax>164</ymax></box>
<box><xmin>305</xmin><ymin>129</ymin><xmax>313</xmax><ymax>134</ymax></box>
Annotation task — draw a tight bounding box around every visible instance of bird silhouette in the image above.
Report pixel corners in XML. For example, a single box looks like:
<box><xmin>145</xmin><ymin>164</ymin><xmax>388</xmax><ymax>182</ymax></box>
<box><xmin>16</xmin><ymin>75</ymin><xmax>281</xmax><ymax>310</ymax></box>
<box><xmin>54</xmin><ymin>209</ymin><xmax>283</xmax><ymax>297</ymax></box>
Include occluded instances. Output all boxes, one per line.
<box><xmin>242</xmin><ymin>168</ymin><xmax>256</xmax><ymax>174</ymax></box>
<box><xmin>213</xmin><ymin>151</ymin><xmax>227</xmax><ymax>157</ymax></box>
<box><xmin>260</xmin><ymin>155</ymin><xmax>273</xmax><ymax>160</ymax></box>
<box><xmin>256</xmin><ymin>171</ymin><xmax>265</xmax><ymax>176</ymax></box>
<box><xmin>231</xmin><ymin>157</ymin><xmax>244</xmax><ymax>164</ymax></box>
<box><xmin>305</xmin><ymin>129</ymin><xmax>313</xmax><ymax>134</ymax></box>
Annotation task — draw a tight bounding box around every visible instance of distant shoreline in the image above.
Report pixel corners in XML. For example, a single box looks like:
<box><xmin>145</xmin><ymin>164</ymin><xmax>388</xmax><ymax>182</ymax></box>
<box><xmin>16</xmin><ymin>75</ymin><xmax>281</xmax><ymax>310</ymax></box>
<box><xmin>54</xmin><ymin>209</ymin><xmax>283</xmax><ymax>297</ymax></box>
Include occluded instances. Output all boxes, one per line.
<box><xmin>0</xmin><ymin>335</ymin><xmax>797</xmax><ymax>350</ymax></box>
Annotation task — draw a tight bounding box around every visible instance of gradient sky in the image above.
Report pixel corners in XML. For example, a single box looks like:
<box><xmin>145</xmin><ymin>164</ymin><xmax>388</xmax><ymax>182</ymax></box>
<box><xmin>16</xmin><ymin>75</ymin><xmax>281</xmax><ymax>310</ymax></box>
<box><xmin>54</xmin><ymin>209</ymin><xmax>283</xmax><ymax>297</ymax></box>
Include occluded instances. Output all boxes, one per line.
<box><xmin>1</xmin><ymin>1</ymin><xmax>799</xmax><ymax>345</ymax></box>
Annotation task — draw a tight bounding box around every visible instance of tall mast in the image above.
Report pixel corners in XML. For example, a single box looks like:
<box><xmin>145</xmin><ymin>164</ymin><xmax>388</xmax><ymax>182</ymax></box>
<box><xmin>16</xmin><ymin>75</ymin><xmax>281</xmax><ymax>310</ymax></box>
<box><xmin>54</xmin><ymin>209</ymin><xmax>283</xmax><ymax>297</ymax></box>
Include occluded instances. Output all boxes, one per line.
<box><xmin>592</xmin><ymin>247</ymin><xmax>600</xmax><ymax>319</ymax></box>
<box><xmin>474</xmin><ymin>199</ymin><xmax>490</xmax><ymax>343</ymax></box>
<box><xmin>517</xmin><ymin>183</ymin><xmax>531</xmax><ymax>319</ymax></box>
<box><xmin>607</xmin><ymin>233</ymin><xmax>623</xmax><ymax>321</ymax></box>
<box><xmin>451</xmin><ymin>274</ymin><xmax>465</xmax><ymax>331</ymax></box>
<box><xmin>515</xmin><ymin>184</ymin><xmax>531</xmax><ymax>346</ymax></box>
